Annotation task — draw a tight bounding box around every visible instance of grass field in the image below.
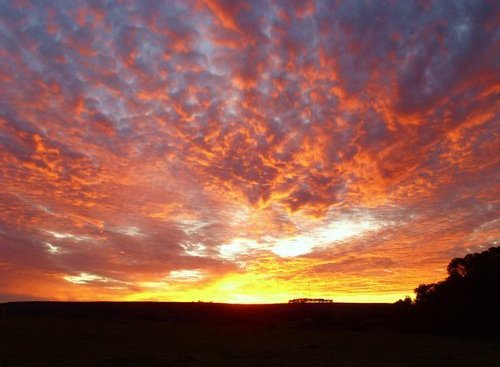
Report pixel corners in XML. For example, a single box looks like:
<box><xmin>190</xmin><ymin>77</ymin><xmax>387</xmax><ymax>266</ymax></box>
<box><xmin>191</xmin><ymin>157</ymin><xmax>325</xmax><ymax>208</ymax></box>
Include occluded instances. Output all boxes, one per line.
<box><xmin>1</xmin><ymin>315</ymin><xmax>499</xmax><ymax>367</ymax></box>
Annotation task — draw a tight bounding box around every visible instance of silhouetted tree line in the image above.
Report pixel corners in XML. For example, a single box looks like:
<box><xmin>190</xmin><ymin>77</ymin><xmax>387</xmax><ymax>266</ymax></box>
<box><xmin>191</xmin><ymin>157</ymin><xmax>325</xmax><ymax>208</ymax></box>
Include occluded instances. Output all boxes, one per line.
<box><xmin>395</xmin><ymin>246</ymin><xmax>500</xmax><ymax>336</ymax></box>
<box><xmin>289</xmin><ymin>298</ymin><xmax>334</xmax><ymax>304</ymax></box>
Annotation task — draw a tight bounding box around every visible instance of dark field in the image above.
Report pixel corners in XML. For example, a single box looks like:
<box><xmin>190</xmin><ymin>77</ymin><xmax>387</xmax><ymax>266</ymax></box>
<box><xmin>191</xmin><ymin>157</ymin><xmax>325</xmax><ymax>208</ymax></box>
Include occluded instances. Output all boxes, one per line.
<box><xmin>1</xmin><ymin>302</ymin><xmax>499</xmax><ymax>367</ymax></box>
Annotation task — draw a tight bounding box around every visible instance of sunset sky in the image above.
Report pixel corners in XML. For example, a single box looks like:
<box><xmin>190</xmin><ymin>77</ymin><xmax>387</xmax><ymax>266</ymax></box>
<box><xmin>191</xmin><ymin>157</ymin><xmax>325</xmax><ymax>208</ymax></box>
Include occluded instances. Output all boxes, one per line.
<box><xmin>0</xmin><ymin>0</ymin><xmax>498</xmax><ymax>303</ymax></box>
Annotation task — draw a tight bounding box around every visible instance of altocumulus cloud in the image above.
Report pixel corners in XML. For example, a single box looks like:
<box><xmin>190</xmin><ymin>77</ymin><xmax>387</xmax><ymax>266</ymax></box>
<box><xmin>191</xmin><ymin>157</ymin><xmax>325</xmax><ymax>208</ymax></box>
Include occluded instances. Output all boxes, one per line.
<box><xmin>0</xmin><ymin>0</ymin><xmax>498</xmax><ymax>303</ymax></box>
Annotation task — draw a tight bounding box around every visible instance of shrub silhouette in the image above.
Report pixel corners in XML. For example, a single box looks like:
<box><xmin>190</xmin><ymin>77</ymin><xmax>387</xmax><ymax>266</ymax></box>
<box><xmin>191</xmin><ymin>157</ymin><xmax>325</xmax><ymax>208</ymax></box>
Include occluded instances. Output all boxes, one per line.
<box><xmin>413</xmin><ymin>246</ymin><xmax>500</xmax><ymax>335</ymax></box>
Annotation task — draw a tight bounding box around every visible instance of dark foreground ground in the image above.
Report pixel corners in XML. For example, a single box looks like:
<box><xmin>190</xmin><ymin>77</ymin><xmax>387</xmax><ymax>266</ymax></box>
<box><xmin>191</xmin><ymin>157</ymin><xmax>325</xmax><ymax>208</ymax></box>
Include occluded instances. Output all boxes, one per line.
<box><xmin>1</xmin><ymin>302</ymin><xmax>499</xmax><ymax>367</ymax></box>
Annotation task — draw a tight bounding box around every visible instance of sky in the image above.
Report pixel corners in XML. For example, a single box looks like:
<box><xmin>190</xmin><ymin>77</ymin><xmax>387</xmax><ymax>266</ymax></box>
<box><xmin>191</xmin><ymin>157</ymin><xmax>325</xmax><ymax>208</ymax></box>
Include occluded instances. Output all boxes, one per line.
<box><xmin>0</xmin><ymin>0</ymin><xmax>498</xmax><ymax>304</ymax></box>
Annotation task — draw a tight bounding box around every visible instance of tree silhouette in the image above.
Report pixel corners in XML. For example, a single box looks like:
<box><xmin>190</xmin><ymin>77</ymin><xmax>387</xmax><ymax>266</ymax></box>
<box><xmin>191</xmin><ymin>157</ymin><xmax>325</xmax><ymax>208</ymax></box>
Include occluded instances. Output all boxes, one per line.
<box><xmin>413</xmin><ymin>246</ymin><xmax>500</xmax><ymax>335</ymax></box>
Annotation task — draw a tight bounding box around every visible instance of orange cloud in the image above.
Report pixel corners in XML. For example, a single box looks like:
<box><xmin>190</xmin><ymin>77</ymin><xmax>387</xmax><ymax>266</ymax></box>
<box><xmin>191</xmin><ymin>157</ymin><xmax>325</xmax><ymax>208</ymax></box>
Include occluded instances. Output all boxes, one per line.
<box><xmin>0</xmin><ymin>0</ymin><xmax>498</xmax><ymax>303</ymax></box>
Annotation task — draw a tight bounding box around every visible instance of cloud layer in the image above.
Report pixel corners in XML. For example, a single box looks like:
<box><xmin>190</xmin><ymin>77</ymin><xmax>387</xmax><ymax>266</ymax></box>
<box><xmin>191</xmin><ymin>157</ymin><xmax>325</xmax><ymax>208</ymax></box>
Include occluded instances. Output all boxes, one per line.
<box><xmin>0</xmin><ymin>0</ymin><xmax>498</xmax><ymax>303</ymax></box>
